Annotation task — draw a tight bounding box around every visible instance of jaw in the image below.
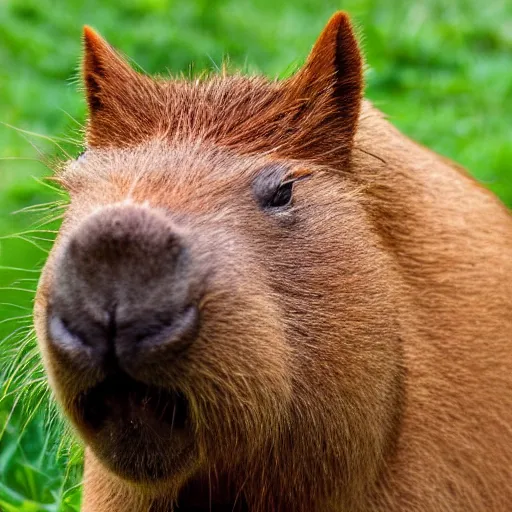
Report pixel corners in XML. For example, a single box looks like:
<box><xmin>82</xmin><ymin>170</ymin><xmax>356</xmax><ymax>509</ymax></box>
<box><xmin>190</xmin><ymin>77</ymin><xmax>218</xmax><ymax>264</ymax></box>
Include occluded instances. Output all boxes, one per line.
<box><xmin>83</xmin><ymin>447</ymin><xmax>249</xmax><ymax>512</ymax></box>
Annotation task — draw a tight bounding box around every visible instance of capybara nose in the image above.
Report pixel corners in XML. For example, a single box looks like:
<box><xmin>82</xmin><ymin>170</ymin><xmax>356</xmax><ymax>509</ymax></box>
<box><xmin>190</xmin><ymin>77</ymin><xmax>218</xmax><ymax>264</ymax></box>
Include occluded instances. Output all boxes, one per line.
<box><xmin>47</xmin><ymin>204</ymin><xmax>199</xmax><ymax>376</ymax></box>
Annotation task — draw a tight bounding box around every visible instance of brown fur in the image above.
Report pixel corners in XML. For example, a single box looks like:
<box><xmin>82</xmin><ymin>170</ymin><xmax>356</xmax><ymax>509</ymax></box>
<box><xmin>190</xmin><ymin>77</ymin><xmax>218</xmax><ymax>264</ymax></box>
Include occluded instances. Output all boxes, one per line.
<box><xmin>33</xmin><ymin>12</ymin><xmax>512</xmax><ymax>512</ymax></box>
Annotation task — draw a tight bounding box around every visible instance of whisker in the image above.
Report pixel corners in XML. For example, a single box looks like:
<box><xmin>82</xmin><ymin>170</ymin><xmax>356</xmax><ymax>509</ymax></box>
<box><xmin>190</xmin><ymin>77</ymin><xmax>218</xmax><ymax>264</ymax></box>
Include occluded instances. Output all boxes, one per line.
<box><xmin>0</xmin><ymin>302</ymin><xmax>33</xmax><ymax>311</ymax></box>
<box><xmin>57</xmin><ymin>107</ymin><xmax>85</xmax><ymax>129</ymax></box>
<box><xmin>32</xmin><ymin>176</ymin><xmax>68</xmax><ymax>195</ymax></box>
<box><xmin>32</xmin><ymin>212</ymin><xmax>66</xmax><ymax>229</ymax></box>
<box><xmin>1</xmin><ymin>228</ymin><xmax>58</xmax><ymax>236</ymax></box>
<box><xmin>354</xmin><ymin>145</ymin><xmax>387</xmax><ymax>165</ymax></box>
<box><xmin>0</xmin><ymin>324</ymin><xmax>34</xmax><ymax>349</ymax></box>
<box><xmin>13</xmin><ymin>200</ymin><xmax>66</xmax><ymax>215</ymax></box>
<box><xmin>0</xmin><ymin>122</ymin><xmax>73</xmax><ymax>159</ymax></box>
<box><xmin>0</xmin><ymin>314</ymin><xmax>33</xmax><ymax>326</ymax></box>
<box><xmin>1</xmin><ymin>235</ymin><xmax>52</xmax><ymax>252</ymax></box>
<box><xmin>0</xmin><ymin>266</ymin><xmax>41</xmax><ymax>273</ymax></box>
<box><xmin>8</xmin><ymin>278</ymin><xmax>39</xmax><ymax>285</ymax></box>
<box><xmin>0</xmin><ymin>286</ymin><xmax>38</xmax><ymax>294</ymax></box>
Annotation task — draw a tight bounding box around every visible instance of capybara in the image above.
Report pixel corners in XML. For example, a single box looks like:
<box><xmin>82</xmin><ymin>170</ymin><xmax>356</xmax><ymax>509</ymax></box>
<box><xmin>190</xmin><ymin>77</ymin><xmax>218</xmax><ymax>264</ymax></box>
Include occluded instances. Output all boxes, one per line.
<box><xmin>33</xmin><ymin>11</ymin><xmax>512</xmax><ymax>512</ymax></box>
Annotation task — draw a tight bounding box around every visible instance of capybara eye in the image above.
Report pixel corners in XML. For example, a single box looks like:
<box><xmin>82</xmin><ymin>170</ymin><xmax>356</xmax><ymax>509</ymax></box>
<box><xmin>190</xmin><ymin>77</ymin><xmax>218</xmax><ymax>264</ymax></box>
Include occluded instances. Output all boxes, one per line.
<box><xmin>252</xmin><ymin>164</ymin><xmax>295</xmax><ymax>210</ymax></box>
<box><xmin>267</xmin><ymin>181</ymin><xmax>294</xmax><ymax>208</ymax></box>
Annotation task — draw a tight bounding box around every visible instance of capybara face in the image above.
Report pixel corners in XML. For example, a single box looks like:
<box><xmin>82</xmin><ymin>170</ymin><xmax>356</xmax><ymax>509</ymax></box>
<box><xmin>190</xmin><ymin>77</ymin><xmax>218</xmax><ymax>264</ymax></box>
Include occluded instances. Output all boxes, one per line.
<box><xmin>34</xmin><ymin>13</ymin><xmax>404</xmax><ymax>508</ymax></box>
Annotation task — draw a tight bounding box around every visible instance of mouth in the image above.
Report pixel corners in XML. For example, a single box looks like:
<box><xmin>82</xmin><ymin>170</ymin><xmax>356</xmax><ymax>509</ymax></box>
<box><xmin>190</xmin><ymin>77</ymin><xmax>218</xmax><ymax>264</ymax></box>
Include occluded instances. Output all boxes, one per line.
<box><xmin>77</xmin><ymin>371</ymin><xmax>189</xmax><ymax>431</ymax></box>
<box><xmin>74</xmin><ymin>372</ymin><xmax>194</xmax><ymax>481</ymax></box>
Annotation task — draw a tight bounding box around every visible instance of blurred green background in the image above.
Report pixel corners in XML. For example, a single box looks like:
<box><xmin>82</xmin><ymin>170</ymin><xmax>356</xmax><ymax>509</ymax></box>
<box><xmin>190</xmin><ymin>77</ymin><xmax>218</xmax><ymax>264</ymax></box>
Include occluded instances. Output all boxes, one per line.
<box><xmin>0</xmin><ymin>0</ymin><xmax>511</xmax><ymax>509</ymax></box>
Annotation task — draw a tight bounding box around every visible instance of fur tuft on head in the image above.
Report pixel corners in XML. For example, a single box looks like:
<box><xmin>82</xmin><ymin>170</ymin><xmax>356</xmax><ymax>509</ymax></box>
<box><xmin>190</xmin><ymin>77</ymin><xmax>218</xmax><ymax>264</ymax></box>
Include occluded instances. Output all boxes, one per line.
<box><xmin>82</xmin><ymin>12</ymin><xmax>363</xmax><ymax>167</ymax></box>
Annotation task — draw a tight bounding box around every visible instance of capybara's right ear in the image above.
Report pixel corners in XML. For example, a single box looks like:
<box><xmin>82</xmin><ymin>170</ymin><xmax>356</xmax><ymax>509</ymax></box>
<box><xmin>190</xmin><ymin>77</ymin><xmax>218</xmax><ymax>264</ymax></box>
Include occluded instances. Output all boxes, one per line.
<box><xmin>81</xmin><ymin>27</ymin><xmax>161</xmax><ymax>147</ymax></box>
<box><xmin>82</xmin><ymin>27</ymin><xmax>137</xmax><ymax>115</ymax></box>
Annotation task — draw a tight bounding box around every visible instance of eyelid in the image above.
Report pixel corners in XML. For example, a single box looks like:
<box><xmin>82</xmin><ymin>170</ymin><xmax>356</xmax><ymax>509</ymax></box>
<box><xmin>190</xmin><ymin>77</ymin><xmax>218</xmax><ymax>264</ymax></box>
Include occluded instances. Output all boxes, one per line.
<box><xmin>282</xmin><ymin>169</ymin><xmax>312</xmax><ymax>184</ymax></box>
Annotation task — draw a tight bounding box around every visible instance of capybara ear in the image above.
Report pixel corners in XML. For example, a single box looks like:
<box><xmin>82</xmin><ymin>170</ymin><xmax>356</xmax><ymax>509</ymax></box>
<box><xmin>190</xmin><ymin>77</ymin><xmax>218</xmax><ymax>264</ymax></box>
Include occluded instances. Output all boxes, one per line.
<box><xmin>289</xmin><ymin>12</ymin><xmax>363</xmax><ymax>152</ymax></box>
<box><xmin>82</xmin><ymin>27</ymin><xmax>137</xmax><ymax>115</ymax></box>
<box><xmin>82</xmin><ymin>27</ymin><xmax>161</xmax><ymax>147</ymax></box>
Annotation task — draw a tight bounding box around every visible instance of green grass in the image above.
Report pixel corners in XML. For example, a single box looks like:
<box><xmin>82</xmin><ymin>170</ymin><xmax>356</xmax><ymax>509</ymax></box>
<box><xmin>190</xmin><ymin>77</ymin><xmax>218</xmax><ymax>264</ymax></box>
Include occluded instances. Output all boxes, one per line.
<box><xmin>1</xmin><ymin>0</ymin><xmax>511</xmax><ymax>509</ymax></box>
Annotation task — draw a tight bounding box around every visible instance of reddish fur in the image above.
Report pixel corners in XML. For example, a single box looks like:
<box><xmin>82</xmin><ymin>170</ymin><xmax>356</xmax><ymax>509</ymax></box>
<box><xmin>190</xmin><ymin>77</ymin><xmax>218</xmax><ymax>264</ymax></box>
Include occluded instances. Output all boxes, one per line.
<box><xmin>34</xmin><ymin>12</ymin><xmax>512</xmax><ymax>512</ymax></box>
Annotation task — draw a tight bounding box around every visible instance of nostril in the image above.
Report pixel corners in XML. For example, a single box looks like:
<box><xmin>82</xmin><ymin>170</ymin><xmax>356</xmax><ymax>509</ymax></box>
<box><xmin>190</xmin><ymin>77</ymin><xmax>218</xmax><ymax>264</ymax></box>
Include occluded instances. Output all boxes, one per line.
<box><xmin>47</xmin><ymin>304</ymin><xmax>200</xmax><ymax>377</ymax></box>
<box><xmin>48</xmin><ymin>314</ymin><xmax>96</xmax><ymax>360</ymax></box>
<box><xmin>118</xmin><ymin>305</ymin><xmax>200</xmax><ymax>358</ymax></box>
<box><xmin>143</xmin><ymin>305</ymin><xmax>199</xmax><ymax>351</ymax></box>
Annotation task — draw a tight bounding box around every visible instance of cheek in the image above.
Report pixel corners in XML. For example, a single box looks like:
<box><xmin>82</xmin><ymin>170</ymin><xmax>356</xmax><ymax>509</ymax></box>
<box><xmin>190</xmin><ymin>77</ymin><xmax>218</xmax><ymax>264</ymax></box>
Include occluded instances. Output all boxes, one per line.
<box><xmin>194</xmin><ymin>288</ymin><xmax>292</xmax><ymax>386</ymax></box>
<box><xmin>179</xmin><ymin>246</ymin><xmax>294</xmax><ymax>446</ymax></box>
<box><xmin>253</xmin><ymin>189</ymin><xmax>404</xmax><ymax>461</ymax></box>
<box><xmin>263</xmin><ymin>190</ymin><xmax>401</xmax><ymax>362</ymax></box>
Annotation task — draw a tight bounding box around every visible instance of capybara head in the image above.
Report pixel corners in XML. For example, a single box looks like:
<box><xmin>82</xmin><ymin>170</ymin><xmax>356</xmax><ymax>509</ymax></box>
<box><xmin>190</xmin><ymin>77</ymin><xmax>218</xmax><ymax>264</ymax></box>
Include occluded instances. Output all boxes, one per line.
<box><xmin>34</xmin><ymin>12</ymin><xmax>404</xmax><ymax>510</ymax></box>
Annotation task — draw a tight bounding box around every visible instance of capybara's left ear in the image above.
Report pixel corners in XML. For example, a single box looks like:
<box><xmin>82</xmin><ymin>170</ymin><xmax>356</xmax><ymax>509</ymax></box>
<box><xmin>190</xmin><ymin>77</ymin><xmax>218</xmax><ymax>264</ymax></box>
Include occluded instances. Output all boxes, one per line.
<box><xmin>82</xmin><ymin>26</ymin><xmax>161</xmax><ymax>147</ymax></box>
<box><xmin>289</xmin><ymin>12</ymin><xmax>364</xmax><ymax>150</ymax></box>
